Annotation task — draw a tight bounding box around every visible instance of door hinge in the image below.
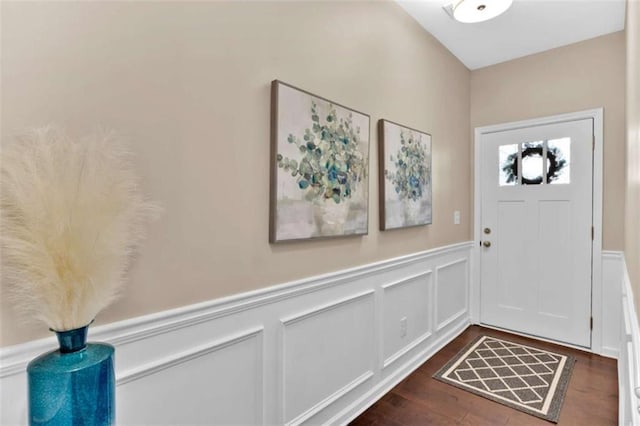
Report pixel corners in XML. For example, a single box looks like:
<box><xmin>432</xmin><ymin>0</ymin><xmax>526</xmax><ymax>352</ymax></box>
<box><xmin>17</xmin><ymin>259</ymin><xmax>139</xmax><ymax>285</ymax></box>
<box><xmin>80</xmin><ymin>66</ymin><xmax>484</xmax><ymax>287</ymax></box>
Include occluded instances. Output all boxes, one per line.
<box><xmin>590</xmin><ymin>317</ymin><xmax>593</xmax><ymax>330</ymax></box>
<box><xmin>591</xmin><ymin>226</ymin><xmax>594</xmax><ymax>240</ymax></box>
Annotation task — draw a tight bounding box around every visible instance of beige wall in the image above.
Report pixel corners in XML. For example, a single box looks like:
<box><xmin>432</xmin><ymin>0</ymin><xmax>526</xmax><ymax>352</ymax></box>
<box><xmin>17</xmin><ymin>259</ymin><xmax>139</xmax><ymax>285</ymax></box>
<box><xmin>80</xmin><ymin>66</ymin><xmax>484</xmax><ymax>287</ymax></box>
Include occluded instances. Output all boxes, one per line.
<box><xmin>626</xmin><ymin>0</ymin><xmax>640</xmax><ymax>320</ymax></box>
<box><xmin>0</xmin><ymin>1</ymin><xmax>471</xmax><ymax>346</ymax></box>
<box><xmin>470</xmin><ymin>32</ymin><xmax>627</xmax><ymax>251</ymax></box>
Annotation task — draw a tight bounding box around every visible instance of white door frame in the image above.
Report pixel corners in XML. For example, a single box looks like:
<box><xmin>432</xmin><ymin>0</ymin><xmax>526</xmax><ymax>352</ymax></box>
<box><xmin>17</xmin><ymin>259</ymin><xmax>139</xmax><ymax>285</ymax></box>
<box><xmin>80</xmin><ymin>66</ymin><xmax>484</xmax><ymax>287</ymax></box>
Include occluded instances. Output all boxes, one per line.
<box><xmin>471</xmin><ymin>108</ymin><xmax>604</xmax><ymax>354</ymax></box>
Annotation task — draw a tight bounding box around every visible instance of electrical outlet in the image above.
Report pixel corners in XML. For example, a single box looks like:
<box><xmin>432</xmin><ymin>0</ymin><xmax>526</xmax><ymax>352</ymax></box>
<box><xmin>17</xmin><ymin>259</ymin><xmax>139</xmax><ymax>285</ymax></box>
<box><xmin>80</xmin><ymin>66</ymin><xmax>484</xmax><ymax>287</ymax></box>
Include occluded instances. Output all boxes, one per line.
<box><xmin>400</xmin><ymin>317</ymin><xmax>407</xmax><ymax>338</ymax></box>
<box><xmin>454</xmin><ymin>210</ymin><xmax>460</xmax><ymax>225</ymax></box>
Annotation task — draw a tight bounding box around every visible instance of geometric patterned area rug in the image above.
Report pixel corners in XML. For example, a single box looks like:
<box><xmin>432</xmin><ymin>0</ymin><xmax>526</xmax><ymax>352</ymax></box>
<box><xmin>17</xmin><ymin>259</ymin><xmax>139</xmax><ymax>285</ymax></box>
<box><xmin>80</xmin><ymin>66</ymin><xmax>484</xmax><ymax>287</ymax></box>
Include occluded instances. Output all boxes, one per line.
<box><xmin>433</xmin><ymin>335</ymin><xmax>576</xmax><ymax>423</ymax></box>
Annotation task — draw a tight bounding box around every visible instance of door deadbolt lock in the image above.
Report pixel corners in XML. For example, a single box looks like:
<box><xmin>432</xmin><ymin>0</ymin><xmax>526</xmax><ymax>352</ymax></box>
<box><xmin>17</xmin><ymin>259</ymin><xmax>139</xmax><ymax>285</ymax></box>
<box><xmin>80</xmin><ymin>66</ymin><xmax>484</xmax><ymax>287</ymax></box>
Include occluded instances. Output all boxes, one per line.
<box><xmin>484</xmin><ymin>228</ymin><xmax>491</xmax><ymax>234</ymax></box>
<box><xmin>482</xmin><ymin>241</ymin><xmax>491</xmax><ymax>248</ymax></box>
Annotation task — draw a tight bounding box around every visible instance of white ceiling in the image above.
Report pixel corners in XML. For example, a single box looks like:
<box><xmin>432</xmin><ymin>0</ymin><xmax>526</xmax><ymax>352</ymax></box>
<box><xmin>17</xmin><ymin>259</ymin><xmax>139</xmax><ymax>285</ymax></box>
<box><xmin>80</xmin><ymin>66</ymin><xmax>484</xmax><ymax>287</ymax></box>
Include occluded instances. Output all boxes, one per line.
<box><xmin>397</xmin><ymin>0</ymin><xmax>627</xmax><ymax>70</ymax></box>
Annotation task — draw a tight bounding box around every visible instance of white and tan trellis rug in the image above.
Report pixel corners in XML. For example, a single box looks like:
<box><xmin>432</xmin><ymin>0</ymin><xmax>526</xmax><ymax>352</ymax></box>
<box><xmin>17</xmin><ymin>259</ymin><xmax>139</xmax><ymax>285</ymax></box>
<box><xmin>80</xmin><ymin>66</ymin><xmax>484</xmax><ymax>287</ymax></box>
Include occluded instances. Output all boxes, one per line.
<box><xmin>433</xmin><ymin>335</ymin><xmax>575</xmax><ymax>423</ymax></box>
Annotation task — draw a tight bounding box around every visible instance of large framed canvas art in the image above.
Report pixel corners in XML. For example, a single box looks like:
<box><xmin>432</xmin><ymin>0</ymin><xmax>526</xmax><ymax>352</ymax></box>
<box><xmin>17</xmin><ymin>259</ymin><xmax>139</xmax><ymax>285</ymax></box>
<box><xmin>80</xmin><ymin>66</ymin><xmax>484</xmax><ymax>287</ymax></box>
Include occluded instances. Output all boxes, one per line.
<box><xmin>270</xmin><ymin>80</ymin><xmax>370</xmax><ymax>243</ymax></box>
<box><xmin>378</xmin><ymin>119</ymin><xmax>432</xmax><ymax>230</ymax></box>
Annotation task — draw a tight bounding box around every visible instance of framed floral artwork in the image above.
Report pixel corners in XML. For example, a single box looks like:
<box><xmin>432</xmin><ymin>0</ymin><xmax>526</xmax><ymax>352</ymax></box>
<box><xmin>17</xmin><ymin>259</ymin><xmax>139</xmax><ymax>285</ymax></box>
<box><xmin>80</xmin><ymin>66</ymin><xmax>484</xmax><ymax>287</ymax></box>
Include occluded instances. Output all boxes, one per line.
<box><xmin>378</xmin><ymin>119</ymin><xmax>432</xmax><ymax>230</ymax></box>
<box><xmin>270</xmin><ymin>80</ymin><xmax>370</xmax><ymax>242</ymax></box>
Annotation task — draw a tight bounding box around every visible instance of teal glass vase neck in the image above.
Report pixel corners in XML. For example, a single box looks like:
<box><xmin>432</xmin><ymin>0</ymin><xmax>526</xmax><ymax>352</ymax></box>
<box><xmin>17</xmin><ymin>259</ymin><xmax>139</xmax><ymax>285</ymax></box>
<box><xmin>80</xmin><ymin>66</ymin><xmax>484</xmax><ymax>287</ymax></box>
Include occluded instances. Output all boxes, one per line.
<box><xmin>53</xmin><ymin>324</ymin><xmax>89</xmax><ymax>353</ymax></box>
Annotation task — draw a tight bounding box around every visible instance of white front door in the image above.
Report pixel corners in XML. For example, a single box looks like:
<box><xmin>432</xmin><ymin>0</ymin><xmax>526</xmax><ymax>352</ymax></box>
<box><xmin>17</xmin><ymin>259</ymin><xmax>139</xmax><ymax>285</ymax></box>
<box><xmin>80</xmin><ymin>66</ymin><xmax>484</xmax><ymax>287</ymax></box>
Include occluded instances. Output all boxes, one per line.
<box><xmin>479</xmin><ymin>118</ymin><xmax>594</xmax><ymax>347</ymax></box>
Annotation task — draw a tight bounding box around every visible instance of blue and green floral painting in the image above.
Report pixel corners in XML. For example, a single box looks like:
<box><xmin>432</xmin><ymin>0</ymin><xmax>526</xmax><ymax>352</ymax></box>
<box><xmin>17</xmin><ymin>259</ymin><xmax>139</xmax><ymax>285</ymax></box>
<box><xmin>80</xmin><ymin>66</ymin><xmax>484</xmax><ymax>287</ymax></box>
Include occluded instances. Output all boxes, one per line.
<box><xmin>381</xmin><ymin>120</ymin><xmax>432</xmax><ymax>229</ymax></box>
<box><xmin>272</xmin><ymin>82</ymin><xmax>370</xmax><ymax>241</ymax></box>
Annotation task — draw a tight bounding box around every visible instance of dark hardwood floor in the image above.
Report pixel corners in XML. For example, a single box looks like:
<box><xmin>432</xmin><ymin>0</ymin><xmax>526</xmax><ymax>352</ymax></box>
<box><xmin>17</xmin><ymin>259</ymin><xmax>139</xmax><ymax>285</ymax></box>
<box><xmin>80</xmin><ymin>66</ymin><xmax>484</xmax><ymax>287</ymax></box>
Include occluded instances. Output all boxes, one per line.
<box><xmin>351</xmin><ymin>325</ymin><xmax>618</xmax><ymax>425</ymax></box>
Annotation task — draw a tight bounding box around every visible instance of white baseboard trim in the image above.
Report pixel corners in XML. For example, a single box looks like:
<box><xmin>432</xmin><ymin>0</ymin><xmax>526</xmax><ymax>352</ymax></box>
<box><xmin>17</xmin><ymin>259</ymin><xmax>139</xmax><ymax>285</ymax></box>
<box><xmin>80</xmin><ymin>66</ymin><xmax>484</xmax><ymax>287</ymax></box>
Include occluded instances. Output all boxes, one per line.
<box><xmin>0</xmin><ymin>241</ymin><xmax>474</xmax><ymax>426</ymax></box>
<box><xmin>331</xmin><ymin>317</ymin><xmax>470</xmax><ymax>425</ymax></box>
<box><xmin>600</xmin><ymin>346</ymin><xmax>620</xmax><ymax>359</ymax></box>
<box><xmin>382</xmin><ymin>329</ymin><xmax>433</xmax><ymax>370</ymax></box>
<box><xmin>289</xmin><ymin>370</ymin><xmax>375</xmax><ymax>426</ymax></box>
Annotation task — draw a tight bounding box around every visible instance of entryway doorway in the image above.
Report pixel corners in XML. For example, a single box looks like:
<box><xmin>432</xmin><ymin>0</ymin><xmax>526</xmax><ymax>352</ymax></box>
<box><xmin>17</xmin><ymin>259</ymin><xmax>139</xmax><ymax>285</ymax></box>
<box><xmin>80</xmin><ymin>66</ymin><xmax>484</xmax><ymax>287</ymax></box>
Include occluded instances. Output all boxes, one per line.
<box><xmin>473</xmin><ymin>109</ymin><xmax>603</xmax><ymax>349</ymax></box>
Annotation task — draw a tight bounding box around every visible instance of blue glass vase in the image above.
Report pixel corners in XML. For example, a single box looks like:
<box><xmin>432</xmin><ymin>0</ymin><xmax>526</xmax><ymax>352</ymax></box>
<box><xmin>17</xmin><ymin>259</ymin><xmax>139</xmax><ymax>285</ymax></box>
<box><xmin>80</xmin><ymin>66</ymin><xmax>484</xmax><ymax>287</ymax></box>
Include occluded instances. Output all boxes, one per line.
<box><xmin>27</xmin><ymin>324</ymin><xmax>115</xmax><ymax>425</ymax></box>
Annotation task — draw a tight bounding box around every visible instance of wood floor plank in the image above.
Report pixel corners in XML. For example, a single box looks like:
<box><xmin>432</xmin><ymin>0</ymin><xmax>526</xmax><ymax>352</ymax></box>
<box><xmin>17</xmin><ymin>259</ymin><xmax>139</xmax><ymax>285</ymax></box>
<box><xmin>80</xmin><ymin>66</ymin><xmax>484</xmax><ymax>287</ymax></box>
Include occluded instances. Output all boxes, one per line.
<box><xmin>351</xmin><ymin>326</ymin><xmax>618</xmax><ymax>425</ymax></box>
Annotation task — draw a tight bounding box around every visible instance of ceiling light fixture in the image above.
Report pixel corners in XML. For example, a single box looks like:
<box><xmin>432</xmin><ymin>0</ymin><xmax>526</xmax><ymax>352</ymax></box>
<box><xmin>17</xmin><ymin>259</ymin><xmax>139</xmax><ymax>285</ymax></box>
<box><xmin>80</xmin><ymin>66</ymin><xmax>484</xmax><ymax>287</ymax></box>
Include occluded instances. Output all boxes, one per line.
<box><xmin>446</xmin><ymin>0</ymin><xmax>513</xmax><ymax>23</ymax></box>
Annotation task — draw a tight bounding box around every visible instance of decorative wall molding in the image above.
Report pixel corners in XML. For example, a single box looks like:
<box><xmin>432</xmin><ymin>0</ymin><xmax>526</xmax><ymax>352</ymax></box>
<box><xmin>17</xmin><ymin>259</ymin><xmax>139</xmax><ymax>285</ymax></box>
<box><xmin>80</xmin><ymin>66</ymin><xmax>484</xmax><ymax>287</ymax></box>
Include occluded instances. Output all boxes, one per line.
<box><xmin>280</xmin><ymin>290</ymin><xmax>375</xmax><ymax>326</ymax></box>
<box><xmin>3</xmin><ymin>243</ymin><xmax>623</xmax><ymax>425</ymax></box>
<box><xmin>383</xmin><ymin>330</ymin><xmax>432</xmax><ymax>370</ymax></box>
<box><xmin>619</xmin><ymin>255</ymin><xmax>640</xmax><ymax>426</ymax></box>
<box><xmin>602</xmin><ymin>250</ymin><xmax>625</xmax><ymax>260</ymax></box>
<box><xmin>0</xmin><ymin>242</ymin><xmax>471</xmax><ymax>378</ymax></box>
<box><xmin>381</xmin><ymin>270</ymin><xmax>433</xmax><ymax>370</ymax></box>
<box><xmin>280</xmin><ymin>290</ymin><xmax>376</xmax><ymax>424</ymax></box>
<box><xmin>380</xmin><ymin>270</ymin><xmax>433</xmax><ymax>292</ymax></box>
<box><xmin>117</xmin><ymin>327</ymin><xmax>264</xmax><ymax>386</ymax></box>
<box><xmin>435</xmin><ymin>258</ymin><xmax>469</xmax><ymax>332</ymax></box>
<box><xmin>601</xmin><ymin>250</ymin><xmax>625</xmax><ymax>358</ymax></box>
<box><xmin>436</xmin><ymin>309</ymin><xmax>468</xmax><ymax>333</ymax></box>
<box><xmin>0</xmin><ymin>241</ymin><xmax>474</xmax><ymax>426</ymax></box>
<box><xmin>287</xmin><ymin>371</ymin><xmax>374</xmax><ymax>426</ymax></box>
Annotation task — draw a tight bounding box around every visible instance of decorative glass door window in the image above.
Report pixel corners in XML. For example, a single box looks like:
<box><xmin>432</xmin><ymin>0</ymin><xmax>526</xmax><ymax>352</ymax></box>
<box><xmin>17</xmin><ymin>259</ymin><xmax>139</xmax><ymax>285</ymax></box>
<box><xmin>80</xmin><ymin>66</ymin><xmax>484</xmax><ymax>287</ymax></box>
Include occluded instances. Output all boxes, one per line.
<box><xmin>547</xmin><ymin>138</ymin><xmax>571</xmax><ymax>184</ymax></box>
<box><xmin>521</xmin><ymin>141</ymin><xmax>544</xmax><ymax>185</ymax></box>
<box><xmin>499</xmin><ymin>138</ymin><xmax>570</xmax><ymax>186</ymax></box>
<box><xmin>499</xmin><ymin>144</ymin><xmax>518</xmax><ymax>186</ymax></box>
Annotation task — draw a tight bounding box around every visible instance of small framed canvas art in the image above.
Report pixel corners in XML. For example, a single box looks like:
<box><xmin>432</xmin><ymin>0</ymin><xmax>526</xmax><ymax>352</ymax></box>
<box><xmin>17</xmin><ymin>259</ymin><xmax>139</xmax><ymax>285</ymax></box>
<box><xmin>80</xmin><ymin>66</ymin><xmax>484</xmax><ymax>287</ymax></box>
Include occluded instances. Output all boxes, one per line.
<box><xmin>270</xmin><ymin>80</ymin><xmax>370</xmax><ymax>242</ymax></box>
<box><xmin>378</xmin><ymin>119</ymin><xmax>432</xmax><ymax>230</ymax></box>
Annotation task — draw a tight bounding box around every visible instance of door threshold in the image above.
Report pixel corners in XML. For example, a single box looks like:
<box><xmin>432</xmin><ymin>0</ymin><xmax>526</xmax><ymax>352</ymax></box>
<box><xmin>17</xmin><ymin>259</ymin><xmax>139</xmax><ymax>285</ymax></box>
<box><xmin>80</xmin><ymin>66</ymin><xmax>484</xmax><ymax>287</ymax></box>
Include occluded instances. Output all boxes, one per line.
<box><xmin>476</xmin><ymin>322</ymin><xmax>595</xmax><ymax>354</ymax></box>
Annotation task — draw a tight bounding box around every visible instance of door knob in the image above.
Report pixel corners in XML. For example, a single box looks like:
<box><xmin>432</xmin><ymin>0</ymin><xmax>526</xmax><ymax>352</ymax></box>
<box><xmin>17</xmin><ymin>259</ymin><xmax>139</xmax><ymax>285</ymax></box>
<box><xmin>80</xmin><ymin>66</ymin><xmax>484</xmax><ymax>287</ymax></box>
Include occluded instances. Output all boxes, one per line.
<box><xmin>483</xmin><ymin>241</ymin><xmax>491</xmax><ymax>248</ymax></box>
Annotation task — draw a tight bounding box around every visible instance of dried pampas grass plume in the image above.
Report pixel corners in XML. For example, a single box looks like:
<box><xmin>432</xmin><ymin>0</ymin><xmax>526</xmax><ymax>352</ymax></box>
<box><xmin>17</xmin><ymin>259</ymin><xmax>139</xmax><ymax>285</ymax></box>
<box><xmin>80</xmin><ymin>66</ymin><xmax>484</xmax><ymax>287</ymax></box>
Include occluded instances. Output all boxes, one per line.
<box><xmin>1</xmin><ymin>126</ymin><xmax>159</xmax><ymax>331</ymax></box>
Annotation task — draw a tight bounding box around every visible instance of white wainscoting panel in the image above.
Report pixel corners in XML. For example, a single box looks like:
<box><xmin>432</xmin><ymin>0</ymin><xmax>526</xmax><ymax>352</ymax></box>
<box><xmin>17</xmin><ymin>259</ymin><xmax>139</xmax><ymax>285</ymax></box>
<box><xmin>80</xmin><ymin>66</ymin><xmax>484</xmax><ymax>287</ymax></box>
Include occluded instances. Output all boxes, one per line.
<box><xmin>281</xmin><ymin>291</ymin><xmax>375</xmax><ymax>425</ymax></box>
<box><xmin>619</xmin><ymin>255</ymin><xmax>640</xmax><ymax>426</ymax></box>
<box><xmin>381</xmin><ymin>272</ymin><xmax>432</xmax><ymax>370</ymax></box>
<box><xmin>0</xmin><ymin>242</ymin><xmax>473</xmax><ymax>425</ymax></box>
<box><xmin>435</xmin><ymin>259</ymin><xmax>468</xmax><ymax>331</ymax></box>
<box><xmin>602</xmin><ymin>251</ymin><xmax>624</xmax><ymax>357</ymax></box>
<box><xmin>117</xmin><ymin>328</ymin><xmax>264</xmax><ymax>425</ymax></box>
<box><xmin>0</xmin><ymin>370</ymin><xmax>28</xmax><ymax>425</ymax></box>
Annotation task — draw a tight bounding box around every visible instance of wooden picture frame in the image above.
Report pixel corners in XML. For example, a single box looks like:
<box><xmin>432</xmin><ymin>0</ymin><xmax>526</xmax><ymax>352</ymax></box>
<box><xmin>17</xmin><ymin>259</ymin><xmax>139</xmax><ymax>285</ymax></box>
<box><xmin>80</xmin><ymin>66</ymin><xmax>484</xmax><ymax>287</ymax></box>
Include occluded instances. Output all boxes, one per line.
<box><xmin>378</xmin><ymin>119</ymin><xmax>432</xmax><ymax>230</ymax></box>
<box><xmin>270</xmin><ymin>80</ymin><xmax>370</xmax><ymax>242</ymax></box>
